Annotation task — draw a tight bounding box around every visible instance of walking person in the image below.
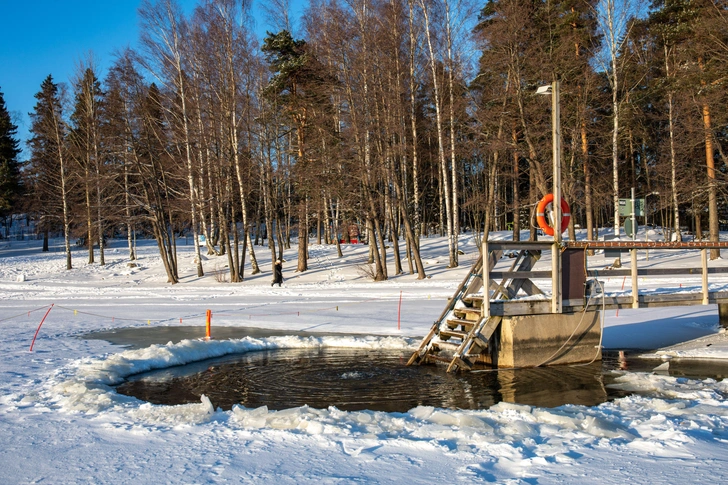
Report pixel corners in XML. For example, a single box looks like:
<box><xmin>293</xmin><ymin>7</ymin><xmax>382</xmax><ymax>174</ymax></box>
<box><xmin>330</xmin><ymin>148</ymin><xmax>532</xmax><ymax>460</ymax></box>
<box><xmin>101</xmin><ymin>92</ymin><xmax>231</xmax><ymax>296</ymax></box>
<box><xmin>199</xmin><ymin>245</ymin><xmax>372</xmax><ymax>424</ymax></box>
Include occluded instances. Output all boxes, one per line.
<box><xmin>272</xmin><ymin>259</ymin><xmax>283</xmax><ymax>287</ymax></box>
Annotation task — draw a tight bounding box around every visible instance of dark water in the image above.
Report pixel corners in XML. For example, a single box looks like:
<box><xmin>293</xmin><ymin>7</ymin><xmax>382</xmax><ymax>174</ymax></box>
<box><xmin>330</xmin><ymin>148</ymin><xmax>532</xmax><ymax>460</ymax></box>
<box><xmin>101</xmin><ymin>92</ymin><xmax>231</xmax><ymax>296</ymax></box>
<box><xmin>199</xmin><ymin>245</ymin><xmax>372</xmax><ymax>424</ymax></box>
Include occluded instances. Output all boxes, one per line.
<box><xmin>113</xmin><ymin>347</ymin><xmax>728</xmax><ymax>413</ymax></box>
<box><xmin>93</xmin><ymin>326</ymin><xmax>728</xmax><ymax>413</ymax></box>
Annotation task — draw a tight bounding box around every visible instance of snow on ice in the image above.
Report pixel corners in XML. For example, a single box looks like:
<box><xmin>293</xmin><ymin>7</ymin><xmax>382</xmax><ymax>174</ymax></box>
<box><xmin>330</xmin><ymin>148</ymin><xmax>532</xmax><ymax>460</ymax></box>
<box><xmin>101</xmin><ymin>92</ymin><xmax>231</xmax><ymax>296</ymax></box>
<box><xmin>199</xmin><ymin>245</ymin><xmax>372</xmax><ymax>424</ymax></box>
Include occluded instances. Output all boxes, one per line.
<box><xmin>1</xmin><ymin>232</ymin><xmax>728</xmax><ymax>483</ymax></box>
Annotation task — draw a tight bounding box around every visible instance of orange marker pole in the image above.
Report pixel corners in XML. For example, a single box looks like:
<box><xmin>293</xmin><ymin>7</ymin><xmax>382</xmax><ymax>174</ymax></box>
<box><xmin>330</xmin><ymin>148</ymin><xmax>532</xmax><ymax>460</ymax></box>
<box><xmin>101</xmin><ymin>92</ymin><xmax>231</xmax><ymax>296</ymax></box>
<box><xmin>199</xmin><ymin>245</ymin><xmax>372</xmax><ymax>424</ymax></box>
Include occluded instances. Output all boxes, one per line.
<box><xmin>205</xmin><ymin>309</ymin><xmax>212</xmax><ymax>340</ymax></box>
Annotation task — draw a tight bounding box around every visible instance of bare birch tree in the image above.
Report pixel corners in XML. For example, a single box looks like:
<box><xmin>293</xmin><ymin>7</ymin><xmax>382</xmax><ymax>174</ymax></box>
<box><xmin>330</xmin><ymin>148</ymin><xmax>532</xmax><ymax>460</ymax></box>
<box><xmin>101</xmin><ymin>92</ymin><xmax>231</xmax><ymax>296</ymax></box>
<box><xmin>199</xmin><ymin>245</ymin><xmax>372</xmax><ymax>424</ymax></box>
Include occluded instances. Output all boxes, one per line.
<box><xmin>139</xmin><ymin>0</ymin><xmax>205</xmax><ymax>277</ymax></box>
<box><xmin>594</xmin><ymin>0</ymin><xmax>644</xmax><ymax>236</ymax></box>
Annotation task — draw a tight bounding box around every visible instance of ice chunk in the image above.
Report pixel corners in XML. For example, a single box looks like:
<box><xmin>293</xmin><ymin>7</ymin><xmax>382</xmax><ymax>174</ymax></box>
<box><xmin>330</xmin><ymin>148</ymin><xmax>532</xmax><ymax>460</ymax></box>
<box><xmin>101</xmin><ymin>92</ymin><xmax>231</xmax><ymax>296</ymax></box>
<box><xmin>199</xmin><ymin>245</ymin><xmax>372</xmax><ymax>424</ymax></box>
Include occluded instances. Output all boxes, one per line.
<box><xmin>408</xmin><ymin>406</ymin><xmax>435</xmax><ymax>420</ymax></box>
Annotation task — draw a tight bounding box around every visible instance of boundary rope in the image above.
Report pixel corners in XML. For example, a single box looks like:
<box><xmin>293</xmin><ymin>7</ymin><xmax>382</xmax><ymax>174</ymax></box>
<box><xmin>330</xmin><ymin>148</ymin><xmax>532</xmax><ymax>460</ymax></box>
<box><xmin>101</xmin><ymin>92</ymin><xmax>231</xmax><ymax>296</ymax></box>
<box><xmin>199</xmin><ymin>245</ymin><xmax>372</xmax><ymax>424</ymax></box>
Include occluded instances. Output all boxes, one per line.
<box><xmin>4</xmin><ymin>291</ymin><xmax>435</xmax><ymax>329</ymax></box>
<box><xmin>0</xmin><ymin>304</ymin><xmax>55</xmax><ymax>323</ymax></box>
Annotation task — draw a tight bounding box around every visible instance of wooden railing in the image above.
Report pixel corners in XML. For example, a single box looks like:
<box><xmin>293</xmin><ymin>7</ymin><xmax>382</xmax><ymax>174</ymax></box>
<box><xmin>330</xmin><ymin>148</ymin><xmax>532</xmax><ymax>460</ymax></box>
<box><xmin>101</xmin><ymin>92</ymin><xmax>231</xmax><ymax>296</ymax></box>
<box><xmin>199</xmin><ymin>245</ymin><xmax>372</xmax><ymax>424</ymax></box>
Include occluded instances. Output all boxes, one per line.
<box><xmin>483</xmin><ymin>240</ymin><xmax>728</xmax><ymax>316</ymax></box>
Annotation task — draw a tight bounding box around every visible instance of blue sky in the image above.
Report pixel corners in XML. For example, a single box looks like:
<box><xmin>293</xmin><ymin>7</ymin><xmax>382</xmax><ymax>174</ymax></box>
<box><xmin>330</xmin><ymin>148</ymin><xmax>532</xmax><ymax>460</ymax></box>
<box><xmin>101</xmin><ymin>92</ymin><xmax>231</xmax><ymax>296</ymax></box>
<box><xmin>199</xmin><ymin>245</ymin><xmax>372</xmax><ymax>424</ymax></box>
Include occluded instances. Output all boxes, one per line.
<box><xmin>0</xmin><ymin>1</ymin><xmax>300</xmax><ymax>157</ymax></box>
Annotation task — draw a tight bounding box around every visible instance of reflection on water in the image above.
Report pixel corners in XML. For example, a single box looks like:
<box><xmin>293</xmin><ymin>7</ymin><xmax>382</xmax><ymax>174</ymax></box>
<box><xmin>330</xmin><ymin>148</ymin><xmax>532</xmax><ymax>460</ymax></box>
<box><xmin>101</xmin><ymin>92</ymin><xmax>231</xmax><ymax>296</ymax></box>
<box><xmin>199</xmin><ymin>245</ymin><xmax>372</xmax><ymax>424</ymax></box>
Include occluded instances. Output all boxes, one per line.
<box><xmin>115</xmin><ymin>348</ymin><xmax>651</xmax><ymax>412</ymax></box>
<box><xmin>100</xmin><ymin>327</ymin><xmax>728</xmax><ymax>413</ymax></box>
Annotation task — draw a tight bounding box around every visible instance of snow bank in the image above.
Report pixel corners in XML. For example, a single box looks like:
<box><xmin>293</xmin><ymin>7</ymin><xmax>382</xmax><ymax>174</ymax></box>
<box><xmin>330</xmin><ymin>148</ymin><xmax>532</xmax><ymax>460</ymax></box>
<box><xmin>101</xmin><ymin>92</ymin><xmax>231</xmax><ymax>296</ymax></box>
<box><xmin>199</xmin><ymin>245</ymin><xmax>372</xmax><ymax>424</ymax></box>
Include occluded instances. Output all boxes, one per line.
<box><xmin>34</xmin><ymin>336</ymin><xmax>728</xmax><ymax>466</ymax></box>
<box><xmin>4</xmin><ymin>233</ymin><xmax>728</xmax><ymax>482</ymax></box>
<box><xmin>46</xmin><ymin>336</ymin><xmax>414</xmax><ymax>416</ymax></box>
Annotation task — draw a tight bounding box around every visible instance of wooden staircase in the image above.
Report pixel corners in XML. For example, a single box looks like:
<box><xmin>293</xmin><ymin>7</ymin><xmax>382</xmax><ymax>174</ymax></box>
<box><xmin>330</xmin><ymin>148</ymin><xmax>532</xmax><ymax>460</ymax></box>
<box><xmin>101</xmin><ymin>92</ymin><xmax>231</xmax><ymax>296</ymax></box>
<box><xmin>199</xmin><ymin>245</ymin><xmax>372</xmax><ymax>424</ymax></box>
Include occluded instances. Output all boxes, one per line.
<box><xmin>407</xmin><ymin>247</ymin><xmax>542</xmax><ymax>372</ymax></box>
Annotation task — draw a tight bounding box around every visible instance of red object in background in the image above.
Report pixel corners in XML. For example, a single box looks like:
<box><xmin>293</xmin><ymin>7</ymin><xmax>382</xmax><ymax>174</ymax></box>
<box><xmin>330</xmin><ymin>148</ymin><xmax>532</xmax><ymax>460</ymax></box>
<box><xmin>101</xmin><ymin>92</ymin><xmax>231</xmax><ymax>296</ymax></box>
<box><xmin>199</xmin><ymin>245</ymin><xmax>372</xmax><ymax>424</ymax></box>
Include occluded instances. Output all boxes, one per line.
<box><xmin>339</xmin><ymin>224</ymin><xmax>360</xmax><ymax>244</ymax></box>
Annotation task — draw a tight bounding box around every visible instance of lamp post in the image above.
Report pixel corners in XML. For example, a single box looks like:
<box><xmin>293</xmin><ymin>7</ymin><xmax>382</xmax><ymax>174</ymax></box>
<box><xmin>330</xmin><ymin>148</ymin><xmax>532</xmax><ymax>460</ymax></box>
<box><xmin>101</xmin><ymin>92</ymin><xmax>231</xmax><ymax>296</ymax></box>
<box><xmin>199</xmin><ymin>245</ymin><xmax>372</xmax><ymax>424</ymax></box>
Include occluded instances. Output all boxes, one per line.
<box><xmin>538</xmin><ymin>81</ymin><xmax>562</xmax><ymax>313</ymax></box>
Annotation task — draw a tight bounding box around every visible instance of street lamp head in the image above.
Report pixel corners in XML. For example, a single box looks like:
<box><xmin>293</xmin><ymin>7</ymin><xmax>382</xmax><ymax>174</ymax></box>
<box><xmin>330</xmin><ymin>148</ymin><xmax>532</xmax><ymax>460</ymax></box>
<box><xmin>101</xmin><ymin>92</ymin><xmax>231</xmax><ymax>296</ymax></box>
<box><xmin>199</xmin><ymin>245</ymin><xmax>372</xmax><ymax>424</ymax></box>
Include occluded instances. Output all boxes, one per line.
<box><xmin>536</xmin><ymin>85</ymin><xmax>552</xmax><ymax>95</ymax></box>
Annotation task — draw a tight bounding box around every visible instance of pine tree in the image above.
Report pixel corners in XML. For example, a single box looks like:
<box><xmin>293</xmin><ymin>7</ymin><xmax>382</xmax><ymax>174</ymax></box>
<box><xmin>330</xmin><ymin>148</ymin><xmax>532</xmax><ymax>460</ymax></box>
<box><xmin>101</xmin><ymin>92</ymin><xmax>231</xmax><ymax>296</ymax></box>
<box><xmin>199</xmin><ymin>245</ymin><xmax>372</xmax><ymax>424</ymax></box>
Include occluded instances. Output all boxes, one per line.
<box><xmin>263</xmin><ymin>30</ymin><xmax>334</xmax><ymax>274</ymax></box>
<box><xmin>0</xmin><ymin>88</ymin><xmax>22</xmax><ymax>220</ymax></box>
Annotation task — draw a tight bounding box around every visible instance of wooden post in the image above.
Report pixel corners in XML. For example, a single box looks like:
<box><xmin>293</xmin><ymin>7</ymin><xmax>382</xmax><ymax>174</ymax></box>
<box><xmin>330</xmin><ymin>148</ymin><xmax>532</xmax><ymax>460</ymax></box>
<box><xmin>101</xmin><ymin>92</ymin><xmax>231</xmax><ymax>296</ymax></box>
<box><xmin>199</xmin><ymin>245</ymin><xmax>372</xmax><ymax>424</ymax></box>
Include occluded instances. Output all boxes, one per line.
<box><xmin>631</xmin><ymin>249</ymin><xmax>639</xmax><ymax>308</ymax></box>
<box><xmin>482</xmin><ymin>239</ymin><xmax>490</xmax><ymax>319</ymax></box>
<box><xmin>701</xmin><ymin>248</ymin><xmax>709</xmax><ymax>305</ymax></box>
<box><xmin>552</xmin><ymin>243</ymin><xmax>561</xmax><ymax>313</ymax></box>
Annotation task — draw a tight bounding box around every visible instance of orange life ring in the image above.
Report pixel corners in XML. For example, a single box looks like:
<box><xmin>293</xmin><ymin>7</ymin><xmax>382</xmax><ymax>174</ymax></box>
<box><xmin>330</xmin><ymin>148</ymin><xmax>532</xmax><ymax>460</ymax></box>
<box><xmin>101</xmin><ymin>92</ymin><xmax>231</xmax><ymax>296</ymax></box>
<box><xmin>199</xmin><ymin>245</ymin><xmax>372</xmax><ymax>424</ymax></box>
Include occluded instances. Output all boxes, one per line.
<box><xmin>536</xmin><ymin>194</ymin><xmax>570</xmax><ymax>236</ymax></box>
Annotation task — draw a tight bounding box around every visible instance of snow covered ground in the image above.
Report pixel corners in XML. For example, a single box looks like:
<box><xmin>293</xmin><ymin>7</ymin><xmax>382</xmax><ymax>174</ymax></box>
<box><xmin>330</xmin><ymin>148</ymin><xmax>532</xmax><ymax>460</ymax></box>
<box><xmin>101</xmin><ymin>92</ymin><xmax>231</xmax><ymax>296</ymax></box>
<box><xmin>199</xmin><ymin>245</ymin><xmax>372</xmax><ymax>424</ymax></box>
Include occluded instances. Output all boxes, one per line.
<box><xmin>1</xmin><ymin>231</ymin><xmax>728</xmax><ymax>484</ymax></box>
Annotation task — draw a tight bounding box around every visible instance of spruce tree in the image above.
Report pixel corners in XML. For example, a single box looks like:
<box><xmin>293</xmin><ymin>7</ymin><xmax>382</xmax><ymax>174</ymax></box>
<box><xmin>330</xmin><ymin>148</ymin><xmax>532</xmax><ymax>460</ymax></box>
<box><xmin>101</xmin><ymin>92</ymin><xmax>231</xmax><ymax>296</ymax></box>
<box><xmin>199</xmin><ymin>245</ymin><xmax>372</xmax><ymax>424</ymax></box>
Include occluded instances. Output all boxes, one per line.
<box><xmin>69</xmin><ymin>66</ymin><xmax>104</xmax><ymax>264</ymax></box>
<box><xmin>27</xmin><ymin>75</ymin><xmax>73</xmax><ymax>267</ymax></box>
<box><xmin>0</xmin><ymin>88</ymin><xmax>22</xmax><ymax>221</ymax></box>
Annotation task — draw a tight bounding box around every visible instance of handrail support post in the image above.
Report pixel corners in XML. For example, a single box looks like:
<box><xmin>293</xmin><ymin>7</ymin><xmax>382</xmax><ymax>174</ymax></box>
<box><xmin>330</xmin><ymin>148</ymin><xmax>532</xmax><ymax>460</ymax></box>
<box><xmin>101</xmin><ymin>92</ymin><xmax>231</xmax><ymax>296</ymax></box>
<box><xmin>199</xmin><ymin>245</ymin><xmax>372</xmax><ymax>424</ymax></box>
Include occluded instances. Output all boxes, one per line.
<box><xmin>482</xmin><ymin>239</ymin><xmax>491</xmax><ymax>319</ymax></box>
<box><xmin>702</xmin><ymin>248</ymin><xmax>709</xmax><ymax>305</ymax></box>
<box><xmin>631</xmin><ymin>249</ymin><xmax>639</xmax><ymax>308</ymax></box>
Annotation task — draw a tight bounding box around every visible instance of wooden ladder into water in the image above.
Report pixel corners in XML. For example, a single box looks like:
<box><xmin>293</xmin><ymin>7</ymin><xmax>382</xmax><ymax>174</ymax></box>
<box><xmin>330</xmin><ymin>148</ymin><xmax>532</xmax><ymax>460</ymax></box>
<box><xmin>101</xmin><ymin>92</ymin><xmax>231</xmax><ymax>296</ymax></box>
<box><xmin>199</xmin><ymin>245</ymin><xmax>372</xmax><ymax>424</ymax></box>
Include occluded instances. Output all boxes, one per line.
<box><xmin>407</xmin><ymin>248</ymin><xmax>542</xmax><ymax>372</ymax></box>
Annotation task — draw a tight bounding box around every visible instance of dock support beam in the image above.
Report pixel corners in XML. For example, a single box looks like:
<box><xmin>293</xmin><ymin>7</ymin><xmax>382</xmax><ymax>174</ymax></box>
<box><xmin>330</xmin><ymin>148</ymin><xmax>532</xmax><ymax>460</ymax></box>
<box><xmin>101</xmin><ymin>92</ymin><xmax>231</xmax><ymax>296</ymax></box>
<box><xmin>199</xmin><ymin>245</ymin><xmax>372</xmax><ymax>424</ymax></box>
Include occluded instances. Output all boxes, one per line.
<box><xmin>631</xmin><ymin>249</ymin><xmax>639</xmax><ymax>308</ymax></box>
<box><xmin>482</xmin><ymin>239</ymin><xmax>490</xmax><ymax>319</ymax></box>
<box><xmin>719</xmin><ymin>304</ymin><xmax>728</xmax><ymax>329</ymax></box>
<box><xmin>702</xmin><ymin>249</ymin><xmax>709</xmax><ymax>305</ymax></box>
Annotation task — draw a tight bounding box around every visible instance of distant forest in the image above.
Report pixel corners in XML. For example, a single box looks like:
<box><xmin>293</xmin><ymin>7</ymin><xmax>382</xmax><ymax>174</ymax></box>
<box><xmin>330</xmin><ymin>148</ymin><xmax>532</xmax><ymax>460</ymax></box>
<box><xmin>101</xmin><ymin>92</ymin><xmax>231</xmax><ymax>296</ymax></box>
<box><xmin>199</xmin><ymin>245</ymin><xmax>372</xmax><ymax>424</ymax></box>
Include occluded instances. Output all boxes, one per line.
<box><xmin>0</xmin><ymin>0</ymin><xmax>726</xmax><ymax>284</ymax></box>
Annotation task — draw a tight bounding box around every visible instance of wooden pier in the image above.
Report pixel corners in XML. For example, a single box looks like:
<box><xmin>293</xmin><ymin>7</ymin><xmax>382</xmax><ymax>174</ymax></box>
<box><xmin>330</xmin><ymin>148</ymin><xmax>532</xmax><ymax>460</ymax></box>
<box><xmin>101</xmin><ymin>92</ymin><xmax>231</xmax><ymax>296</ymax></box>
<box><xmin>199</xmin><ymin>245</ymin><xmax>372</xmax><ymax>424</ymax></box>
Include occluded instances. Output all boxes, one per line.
<box><xmin>408</xmin><ymin>240</ymin><xmax>728</xmax><ymax>372</ymax></box>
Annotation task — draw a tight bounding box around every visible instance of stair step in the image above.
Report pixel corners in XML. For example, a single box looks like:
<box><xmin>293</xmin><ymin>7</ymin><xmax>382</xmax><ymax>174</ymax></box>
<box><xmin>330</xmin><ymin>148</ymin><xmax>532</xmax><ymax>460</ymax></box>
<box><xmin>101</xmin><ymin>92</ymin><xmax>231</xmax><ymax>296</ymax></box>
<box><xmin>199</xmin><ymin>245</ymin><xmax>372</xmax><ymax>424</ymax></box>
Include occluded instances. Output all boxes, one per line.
<box><xmin>445</xmin><ymin>318</ymin><xmax>475</xmax><ymax>330</ymax></box>
<box><xmin>425</xmin><ymin>353</ymin><xmax>453</xmax><ymax>364</ymax></box>
<box><xmin>462</xmin><ymin>294</ymin><xmax>484</xmax><ymax>306</ymax></box>
<box><xmin>433</xmin><ymin>341</ymin><xmax>461</xmax><ymax>352</ymax></box>
<box><xmin>453</xmin><ymin>307</ymin><xmax>482</xmax><ymax>319</ymax></box>
<box><xmin>439</xmin><ymin>328</ymin><xmax>468</xmax><ymax>340</ymax></box>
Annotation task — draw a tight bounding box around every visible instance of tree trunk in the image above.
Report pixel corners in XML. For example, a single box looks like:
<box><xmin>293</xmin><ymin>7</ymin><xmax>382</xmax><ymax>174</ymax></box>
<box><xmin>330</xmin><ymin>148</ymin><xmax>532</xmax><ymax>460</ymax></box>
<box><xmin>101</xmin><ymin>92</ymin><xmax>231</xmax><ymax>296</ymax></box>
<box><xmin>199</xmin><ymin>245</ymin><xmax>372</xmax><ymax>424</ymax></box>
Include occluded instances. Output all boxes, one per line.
<box><xmin>668</xmin><ymin>91</ymin><xmax>681</xmax><ymax>242</ymax></box>
<box><xmin>52</xmin><ymin>109</ymin><xmax>72</xmax><ymax>270</ymax></box>
<box><xmin>124</xmin><ymin>157</ymin><xmax>135</xmax><ymax>261</ymax></box>
<box><xmin>445</xmin><ymin>0</ymin><xmax>459</xmax><ymax>267</ymax></box>
<box><xmin>485</xmin><ymin>154</ymin><xmax>497</xmax><ymax>241</ymax></box>
<box><xmin>389</xmin><ymin>195</ymin><xmax>402</xmax><ymax>275</ymax></box>
<box><xmin>420</xmin><ymin>0</ymin><xmax>455</xmax><ymax>267</ymax></box>
<box><xmin>512</xmin><ymin>128</ymin><xmax>520</xmax><ymax>241</ymax></box>
<box><xmin>366</xmin><ymin>217</ymin><xmax>386</xmax><ymax>281</ymax></box>
<box><xmin>297</xmin><ymin>201</ymin><xmax>309</xmax><ymax>272</ymax></box>
<box><xmin>247</xmin><ymin>230</ymin><xmax>260</xmax><ymax>274</ymax></box>
<box><xmin>94</xmin><ymin>123</ymin><xmax>104</xmax><ymax>266</ymax></box>
<box><xmin>407</xmin><ymin>0</ymin><xmax>422</xmax><ymax>243</ymax></box>
<box><xmin>702</xmin><ymin>102</ymin><xmax>720</xmax><ymax>259</ymax></box>
<box><xmin>582</xmin><ymin>119</ymin><xmax>594</xmax><ymax>242</ymax></box>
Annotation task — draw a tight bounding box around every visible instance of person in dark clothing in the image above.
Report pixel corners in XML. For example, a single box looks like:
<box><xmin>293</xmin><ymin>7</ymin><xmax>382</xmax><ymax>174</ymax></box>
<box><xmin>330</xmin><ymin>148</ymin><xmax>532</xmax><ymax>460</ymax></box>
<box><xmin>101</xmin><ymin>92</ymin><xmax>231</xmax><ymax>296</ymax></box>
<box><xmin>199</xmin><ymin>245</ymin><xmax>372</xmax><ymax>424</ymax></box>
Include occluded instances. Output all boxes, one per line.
<box><xmin>272</xmin><ymin>259</ymin><xmax>283</xmax><ymax>287</ymax></box>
